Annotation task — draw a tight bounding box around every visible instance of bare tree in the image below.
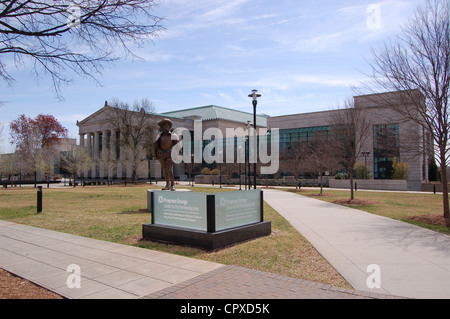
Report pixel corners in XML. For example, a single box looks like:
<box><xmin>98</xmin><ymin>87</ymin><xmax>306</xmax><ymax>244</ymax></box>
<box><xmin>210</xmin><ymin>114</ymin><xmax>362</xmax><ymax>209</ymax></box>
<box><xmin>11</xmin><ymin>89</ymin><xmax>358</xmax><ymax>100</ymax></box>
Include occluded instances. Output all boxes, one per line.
<box><xmin>0</xmin><ymin>122</ymin><xmax>4</xmax><ymax>153</ymax></box>
<box><xmin>107</xmin><ymin>98</ymin><xmax>156</xmax><ymax>183</ymax></box>
<box><xmin>97</xmin><ymin>147</ymin><xmax>116</xmax><ymax>185</ymax></box>
<box><xmin>328</xmin><ymin>99</ymin><xmax>373</xmax><ymax>201</ymax></box>
<box><xmin>306</xmin><ymin>134</ymin><xmax>341</xmax><ymax>194</ymax></box>
<box><xmin>360</xmin><ymin>0</ymin><xmax>450</xmax><ymax>225</ymax></box>
<box><xmin>0</xmin><ymin>152</ymin><xmax>18</xmax><ymax>185</ymax></box>
<box><xmin>9</xmin><ymin>114</ymin><xmax>68</xmax><ymax>185</ymax></box>
<box><xmin>16</xmin><ymin>127</ymin><xmax>51</xmax><ymax>186</ymax></box>
<box><xmin>61</xmin><ymin>145</ymin><xmax>93</xmax><ymax>187</ymax></box>
<box><xmin>0</xmin><ymin>0</ymin><xmax>164</xmax><ymax>99</ymax></box>
<box><xmin>280</xmin><ymin>140</ymin><xmax>308</xmax><ymax>189</ymax></box>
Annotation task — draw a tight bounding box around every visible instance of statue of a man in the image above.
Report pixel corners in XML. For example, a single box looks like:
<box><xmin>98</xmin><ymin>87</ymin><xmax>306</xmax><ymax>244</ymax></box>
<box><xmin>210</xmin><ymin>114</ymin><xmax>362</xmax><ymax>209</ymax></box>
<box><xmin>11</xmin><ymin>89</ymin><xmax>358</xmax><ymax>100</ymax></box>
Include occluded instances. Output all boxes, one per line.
<box><xmin>153</xmin><ymin>118</ymin><xmax>178</xmax><ymax>191</ymax></box>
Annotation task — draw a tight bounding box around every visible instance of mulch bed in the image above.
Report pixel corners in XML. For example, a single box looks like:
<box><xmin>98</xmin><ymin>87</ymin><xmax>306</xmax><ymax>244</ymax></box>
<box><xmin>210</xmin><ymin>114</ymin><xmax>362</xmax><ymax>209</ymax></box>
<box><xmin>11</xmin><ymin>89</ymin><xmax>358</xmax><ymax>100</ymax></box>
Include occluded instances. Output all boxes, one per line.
<box><xmin>405</xmin><ymin>214</ymin><xmax>448</xmax><ymax>227</ymax></box>
<box><xmin>332</xmin><ymin>198</ymin><xmax>380</xmax><ymax>205</ymax></box>
<box><xmin>0</xmin><ymin>269</ymin><xmax>63</xmax><ymax>299</ymax></box>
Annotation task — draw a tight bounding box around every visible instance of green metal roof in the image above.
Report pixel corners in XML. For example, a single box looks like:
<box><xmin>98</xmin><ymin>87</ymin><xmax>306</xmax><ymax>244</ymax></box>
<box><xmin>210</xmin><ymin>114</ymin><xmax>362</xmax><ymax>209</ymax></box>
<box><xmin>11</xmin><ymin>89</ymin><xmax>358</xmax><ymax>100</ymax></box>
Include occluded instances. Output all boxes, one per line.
<box><xmin>162</xmin><ymin>105</ymin><xmax>268</xmax><ymax>127</ymax></box>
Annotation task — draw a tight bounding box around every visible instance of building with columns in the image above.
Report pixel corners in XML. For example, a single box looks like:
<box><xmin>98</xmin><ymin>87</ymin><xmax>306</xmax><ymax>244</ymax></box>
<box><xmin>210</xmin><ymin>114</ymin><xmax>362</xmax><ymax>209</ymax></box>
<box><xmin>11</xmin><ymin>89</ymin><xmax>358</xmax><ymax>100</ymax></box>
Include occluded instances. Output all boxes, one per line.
<box><xmin>75</xmin><ymin>90</ymin><xmax>432</xmax><ymax>190</ymax></box>
<box><xmin>76</xmin><ymin>102</ymin><xmax>268</xmax><ymax>181</ymax></box>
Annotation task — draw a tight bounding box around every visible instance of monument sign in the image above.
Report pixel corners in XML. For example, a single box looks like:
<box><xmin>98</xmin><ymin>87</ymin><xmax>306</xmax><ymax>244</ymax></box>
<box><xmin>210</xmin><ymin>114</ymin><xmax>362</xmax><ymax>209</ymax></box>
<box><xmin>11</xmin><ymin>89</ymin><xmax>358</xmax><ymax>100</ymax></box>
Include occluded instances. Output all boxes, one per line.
<box><xmin>143</xmin><ymin>189</ymin><xmax>271</xmax><ymax>250</ymax></box>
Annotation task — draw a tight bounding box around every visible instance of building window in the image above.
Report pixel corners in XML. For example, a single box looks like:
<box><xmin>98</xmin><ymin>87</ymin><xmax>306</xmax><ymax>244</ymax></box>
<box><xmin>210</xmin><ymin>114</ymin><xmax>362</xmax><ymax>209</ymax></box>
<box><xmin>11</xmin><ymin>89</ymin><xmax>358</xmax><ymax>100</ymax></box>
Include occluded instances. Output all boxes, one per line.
<box><xmin>279</xmin><ymin>126</ymin><xmax>329</xmax><ymax>150</ymax></box>
<box><xmin>373</xmin><ymin>124</ymin><xmax>399</xmax><ymax>179</ymax></box>
<box><xmin>374</xmin><ymin>157</ymin><xmax>395</xmax><ymax>179</ymax></box>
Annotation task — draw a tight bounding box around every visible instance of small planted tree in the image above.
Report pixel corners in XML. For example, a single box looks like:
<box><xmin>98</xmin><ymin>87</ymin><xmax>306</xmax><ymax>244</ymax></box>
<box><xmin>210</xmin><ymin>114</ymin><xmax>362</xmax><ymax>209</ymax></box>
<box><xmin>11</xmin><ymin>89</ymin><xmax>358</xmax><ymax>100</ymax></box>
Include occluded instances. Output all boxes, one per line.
<box><xmin>97</xmin><ymin>147</ymin><xmax>116</xmax><ymax>185</ymax></box>
<box><xmin>107</xmin><ymin>98</ymin><xmax>156</xmax><ymax>183</ymax></box>
<box><xmin>61</xmin><ymin>146</ymin><xmax>93</xmax><ymax>187</ymax></box>
<box><xmin>10</xmin><ymin>114</ymin><xmax>67</xmax><ymax>186</ymax></box>
<box><xmin>328</xmin><ymin>99</ymin><xmax>372</xmax><ymax>200</ymax></box>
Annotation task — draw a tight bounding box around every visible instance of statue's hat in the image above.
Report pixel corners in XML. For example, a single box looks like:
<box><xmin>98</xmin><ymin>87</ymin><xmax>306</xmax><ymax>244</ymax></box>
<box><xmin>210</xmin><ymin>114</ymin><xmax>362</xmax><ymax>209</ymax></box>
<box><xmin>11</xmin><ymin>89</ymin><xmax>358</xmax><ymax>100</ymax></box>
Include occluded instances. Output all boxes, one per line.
<box><xmin>158</xmin><ymin>118</ymin><xmax>173</xmax><ymax>129</ymax></box>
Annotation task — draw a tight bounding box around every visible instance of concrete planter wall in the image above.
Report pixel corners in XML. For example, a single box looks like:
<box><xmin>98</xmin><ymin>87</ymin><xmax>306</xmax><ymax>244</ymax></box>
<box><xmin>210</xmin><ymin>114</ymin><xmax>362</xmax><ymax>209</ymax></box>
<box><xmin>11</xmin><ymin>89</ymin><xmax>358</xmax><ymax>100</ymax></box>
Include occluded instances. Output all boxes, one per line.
<box><xmin>422</xmin><ymin>183</ymin><xmax>450</xmax><ymax>192</ymax></box>
<box><xmin>194</xmin><ymin>175</ymin><xmax>228</xmax><ymax>184</ymax></box>
<box><xmin>329</xmin><ymin>179</ymin><xmax>410</xmax><ymax>191</ymax></box>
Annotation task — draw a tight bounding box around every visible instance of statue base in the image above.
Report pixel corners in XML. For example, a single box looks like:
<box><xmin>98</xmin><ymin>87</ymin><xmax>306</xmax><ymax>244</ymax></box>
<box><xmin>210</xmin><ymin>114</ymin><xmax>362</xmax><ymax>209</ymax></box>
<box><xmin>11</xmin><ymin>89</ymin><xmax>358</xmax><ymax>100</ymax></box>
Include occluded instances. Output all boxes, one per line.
<box><xmin>142</xmin><ymin>221</ymin><xmax>271</xmax><ymax>251</ymax></box>
<box><xmin>143</xmin><ymin>189</ymin><xmax>271</xmax><ymax>250</ymax></box>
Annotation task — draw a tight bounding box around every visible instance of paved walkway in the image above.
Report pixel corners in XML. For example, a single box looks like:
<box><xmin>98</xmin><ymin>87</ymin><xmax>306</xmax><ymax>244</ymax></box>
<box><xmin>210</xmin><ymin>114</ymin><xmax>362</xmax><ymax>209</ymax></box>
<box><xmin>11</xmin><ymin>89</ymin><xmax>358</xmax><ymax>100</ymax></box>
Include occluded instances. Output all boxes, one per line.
<box><xmin>0</xmin><ymin>220</ymin><xmax>221</xmax><ymax>299</ymax></box>
<box><xmin>1</xmin><ymin>187</ymin><xmax>449</xmax><ymax>299</ymax></box>
<box><xmin>263</xmin><ymin>189</ymin><xmax>450</xmax><ymax>299</ymax></box>
<box><xmin>0</xmin><ymin>219</ymin><xmax>392</xmax><ymax>299</ymax></box>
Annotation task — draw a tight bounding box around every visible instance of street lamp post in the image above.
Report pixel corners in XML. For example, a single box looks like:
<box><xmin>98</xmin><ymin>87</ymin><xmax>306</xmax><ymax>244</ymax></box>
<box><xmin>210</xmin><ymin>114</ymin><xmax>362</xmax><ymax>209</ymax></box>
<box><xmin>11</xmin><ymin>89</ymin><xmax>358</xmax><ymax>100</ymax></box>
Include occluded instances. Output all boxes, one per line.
<box><xmin>246</xmin><ymin>121</ymin><xmax>251</xmax><ymax>190</ymax></box>
<box><xmin>248</xmin><ymin>89</ymin><xmax>261</xmax><ymax>189</ymax></box>
<box><xmin>244</xmin><ymin>137</ymin><xmax>247</xmax><ymax>190</ymax></box>
<box><xmin>191</xmin><ymin>153</ymin><xmax>194</xmax><ymax>187</ymax></box>
<box><xmin>238</xmin><ymin>145</ymin><xmax>242</xmax><ymax>190</ymax></box>
<box><xmin>218</xmin><ymin>150</ymin><xmax>223</xmax><ymax>188</ymax></box>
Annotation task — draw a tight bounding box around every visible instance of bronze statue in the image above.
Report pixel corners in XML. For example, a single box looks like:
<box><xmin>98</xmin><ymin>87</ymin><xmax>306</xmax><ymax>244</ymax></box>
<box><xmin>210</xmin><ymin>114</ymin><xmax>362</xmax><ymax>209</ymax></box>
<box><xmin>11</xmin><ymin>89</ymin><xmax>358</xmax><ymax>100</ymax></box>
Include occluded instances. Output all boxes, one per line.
<box><xmin>153</xmin><ymin>118</ymin><xmax>178</xmax><ymax>191</ymax></box>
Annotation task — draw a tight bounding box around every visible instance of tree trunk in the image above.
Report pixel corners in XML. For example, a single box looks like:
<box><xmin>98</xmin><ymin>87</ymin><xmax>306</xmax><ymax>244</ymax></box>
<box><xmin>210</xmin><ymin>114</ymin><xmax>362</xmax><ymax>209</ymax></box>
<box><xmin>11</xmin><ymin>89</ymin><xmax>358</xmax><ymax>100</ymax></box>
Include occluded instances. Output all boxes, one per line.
<box><xmin>319</xmin><ymin>171</ymin><xmax>323</xmax><ymax>195</ymax></box>
<box><xmin>349</xmin><ymin>176</ymin><xmax>354</xmax><ymax>200</ymax></box>
<box><xmin>132</xmin><ymin>170</ymin><xmax>137</xmax><ymax>184</ymax></box>
<box><xmin>349</xmin><ymin>167</ymin><xmax>354</xmax><ymax>201</ymax></box>
<box><xmin>440</xmin><ymin>161</ymin><xmax>450</xmax><ymax>227</ymax></box>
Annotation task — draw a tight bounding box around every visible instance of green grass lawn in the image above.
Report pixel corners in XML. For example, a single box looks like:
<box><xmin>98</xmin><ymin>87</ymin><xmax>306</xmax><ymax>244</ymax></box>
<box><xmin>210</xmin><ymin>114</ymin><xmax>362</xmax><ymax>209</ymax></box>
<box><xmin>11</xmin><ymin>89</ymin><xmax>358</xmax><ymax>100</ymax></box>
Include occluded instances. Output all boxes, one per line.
<box><xmin>0</xmin><ymin>185</ymin><xmax>351</xmax><ymax>289</ymax></box>
<box><xmin>2</xmin><ymin>185</ymin><xmax>448</xmax><ymax>290</ymax></box>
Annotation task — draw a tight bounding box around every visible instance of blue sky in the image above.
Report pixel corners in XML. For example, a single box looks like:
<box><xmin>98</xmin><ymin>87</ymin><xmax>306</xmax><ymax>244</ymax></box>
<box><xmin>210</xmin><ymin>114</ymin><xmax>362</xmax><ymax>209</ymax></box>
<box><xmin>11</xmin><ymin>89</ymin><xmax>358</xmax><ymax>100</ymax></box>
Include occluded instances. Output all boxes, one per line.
<box><xmin>1</xmin><ymin>0</ymin><xmax>424</xmax><ymax>152</ymax></box>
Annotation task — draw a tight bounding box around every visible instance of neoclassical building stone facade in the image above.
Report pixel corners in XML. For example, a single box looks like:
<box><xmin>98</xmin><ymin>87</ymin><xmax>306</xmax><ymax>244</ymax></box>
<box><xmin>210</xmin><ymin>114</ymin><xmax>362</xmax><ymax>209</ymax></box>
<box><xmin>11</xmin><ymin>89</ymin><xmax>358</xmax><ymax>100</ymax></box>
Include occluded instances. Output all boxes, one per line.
<box><xmin>76</xmin><ymin>90</ymin><xmax>431</xmax><ymax>190</ymax></box>
<box><xmin>76</xmin><ymin>103</ymin><xmax>265</xmax><ymax>180</ymax></box>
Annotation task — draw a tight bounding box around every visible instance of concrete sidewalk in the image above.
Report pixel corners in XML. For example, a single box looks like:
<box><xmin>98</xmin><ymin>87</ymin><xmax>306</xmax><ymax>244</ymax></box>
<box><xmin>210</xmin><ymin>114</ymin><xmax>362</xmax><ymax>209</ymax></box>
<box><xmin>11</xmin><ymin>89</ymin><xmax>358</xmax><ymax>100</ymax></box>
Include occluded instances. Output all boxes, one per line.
<box><xmin>2</xmin><ymin>187</ymin><xmax>449</xmax><ymax>299</ymax></box>
<box><xmin>263</xmin><ymin>189</ymin><xmax>450</xmax><ymax>299</ymax></box>
<box><xmin>0</xmin><ymin>220</ymin><xmax>223</xmax><ymax>299</ymax></box>
<box><xmin>0</xmin><ymin>219</ymin><xmax>396</xmax><ymax>299</ymax></box>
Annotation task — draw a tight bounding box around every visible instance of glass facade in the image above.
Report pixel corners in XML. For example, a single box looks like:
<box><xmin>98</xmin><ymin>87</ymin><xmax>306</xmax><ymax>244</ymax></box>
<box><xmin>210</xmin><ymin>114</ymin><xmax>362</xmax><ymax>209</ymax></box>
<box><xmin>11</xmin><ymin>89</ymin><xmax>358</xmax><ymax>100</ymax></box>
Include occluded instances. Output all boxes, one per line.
<box><xmin>279</xmin><ymin>126</ymin><xmax>329</xmax><ymax>150</ymax></box>
<box><xmin>182</xmin><ymin>123</ymin><xmax>406</xmax><ymax>181</ymax></box>
<box><xmin>373</xmin><ymin>124</ymin><xmax>400</xmax><ymax>179</ymax></box>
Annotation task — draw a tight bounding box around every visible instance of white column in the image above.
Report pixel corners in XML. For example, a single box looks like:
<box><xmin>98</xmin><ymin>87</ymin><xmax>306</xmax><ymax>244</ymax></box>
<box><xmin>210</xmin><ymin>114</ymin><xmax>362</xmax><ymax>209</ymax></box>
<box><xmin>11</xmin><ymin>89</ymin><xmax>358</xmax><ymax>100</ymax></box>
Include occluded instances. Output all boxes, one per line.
<box><xmin>120</xmin><ymin>131</ymin><xmax>127</xmax><ymax>179</ymax></box>
<box><xmin>111</xmin><ymin>130</ymin><xmax>118</xmax><ymax>179</ymax></box>
<box><xmin>92</xmin><ymin>131</ymin><xmax>100</xmax><ymax>178</ymax></box>
<box><xmin>79</xmin><ymin>133</ymin><xmax>85</xmax><ymax>148</ymax></box>
<box><xmin>79</xmin><ymin>133</ymin><xmax>86</xmax><ymax>178</ymax></box>
<box><xmin>99</xmin><ymin>130</ymin><xmax>108</xmax><ymax>179</ymax></box>
<box><xmin>117</xmin><ymin>130</ymin><xmax>124</xmax><ymax>179</ymax></box>
<box><xmin>87</xmin><ymin>132</ymin><xmax>92</xmax><ymax>152</ymax></box>
<box><xmin>86</xmin><ymin>133</ymin><xmax>93</xmax><ymax>178</ymax></box>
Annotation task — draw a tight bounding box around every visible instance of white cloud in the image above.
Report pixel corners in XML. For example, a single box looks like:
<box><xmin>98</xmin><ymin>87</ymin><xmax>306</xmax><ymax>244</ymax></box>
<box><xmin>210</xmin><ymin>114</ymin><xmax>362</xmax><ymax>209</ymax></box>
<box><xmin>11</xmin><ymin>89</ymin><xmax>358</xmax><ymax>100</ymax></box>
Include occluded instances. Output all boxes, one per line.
<box><xmin>56</xmin><ymin>113</ymin><xmax>90</xmax><ymax>124</ymax></box>
<box><xmin>292</xmin><ymin>74</ymin><xmax>364</xmax><ymax>88</ymax></box>
<box><xmin>218</xmin><ymin>92</ymin><xmax>236</xmax><ymax>105</ymax></box>
<box><xmin>158</xmin><ymin>0</ymin><xmax>259</xmax><ymax>40</ymax></box>
<box><xmin>0</xmin><ymin>0</ymin><xmax>431</xmax><ymax>138</ymax></box>
<box><xmin>200</xmin><ymin>0</ymin><xmax>251</xmax><ymax>21</ymax></box>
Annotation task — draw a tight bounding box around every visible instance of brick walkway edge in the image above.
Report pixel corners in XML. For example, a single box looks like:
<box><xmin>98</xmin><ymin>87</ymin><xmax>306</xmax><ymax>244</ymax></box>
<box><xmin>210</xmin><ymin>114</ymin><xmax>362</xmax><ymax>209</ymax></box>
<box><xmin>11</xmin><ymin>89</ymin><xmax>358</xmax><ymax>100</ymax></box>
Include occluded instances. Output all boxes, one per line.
<box><xmin>143</xmin><ymin>265</ymin><xmax>404</xmax><ymax>299</ymax></box>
